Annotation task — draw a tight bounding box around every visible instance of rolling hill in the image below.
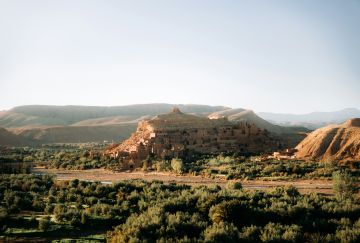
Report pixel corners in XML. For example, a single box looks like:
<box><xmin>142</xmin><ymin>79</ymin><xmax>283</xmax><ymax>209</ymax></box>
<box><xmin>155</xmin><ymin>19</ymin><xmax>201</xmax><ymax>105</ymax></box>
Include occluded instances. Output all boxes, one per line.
<box><xmin>12</xmin><ymin>124</ymin><xmax>136</xmax><ymax>144</ymax></box>
<box><xmin>0</xmin><ymin>127</ymin><xmax>34</xmax><ymax>146</ymax></box>
<box><xmin>0</xmin><ymin>104</ymin><xmax>228</xmax><ymax>128</ymax></box>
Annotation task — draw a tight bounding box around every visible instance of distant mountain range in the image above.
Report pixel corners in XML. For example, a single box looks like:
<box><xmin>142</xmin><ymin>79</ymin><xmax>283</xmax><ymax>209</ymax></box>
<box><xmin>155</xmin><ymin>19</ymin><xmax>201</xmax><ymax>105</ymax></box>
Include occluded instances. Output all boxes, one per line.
<box><xmin>0</xmin><ymin>104</ymin><xmax>226</xmax><ymax>145</ymax></box>
<box><xmin>0</xmin><ymin>104</ymin><xmax>227</xmax><ymax>129</ymax></box>
<box><xmin>0</xmin><ymin>104</ymin><xmax>358</xmax><ymax>147</ymax></box>
<box><xmin>258</xmin><ymin>108</ymin><xmax>360</xmax><ymax>129</ymax></box>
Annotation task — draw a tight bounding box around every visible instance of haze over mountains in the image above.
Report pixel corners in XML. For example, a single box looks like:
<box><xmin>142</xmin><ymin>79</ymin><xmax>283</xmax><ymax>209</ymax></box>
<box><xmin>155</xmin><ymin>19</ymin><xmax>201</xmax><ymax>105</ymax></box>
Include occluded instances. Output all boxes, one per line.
<box><xmin>0</xmin><ymin>104</ymin><xmax>227</xmax><ymax>128</ymax></box>
<box><xmin>258</xmin><ymin>108</ymin><xmax>360</xmax><ymax>129</ymax></box>
<box><xmin>0</xmin><ymin>104</ymin><xmax>358</xmax><ymax>147</ymax></box>
<box><xmin>0</xmin><ymin>104</ymin><xmax>226</xmax><ymax>145</ymax></box>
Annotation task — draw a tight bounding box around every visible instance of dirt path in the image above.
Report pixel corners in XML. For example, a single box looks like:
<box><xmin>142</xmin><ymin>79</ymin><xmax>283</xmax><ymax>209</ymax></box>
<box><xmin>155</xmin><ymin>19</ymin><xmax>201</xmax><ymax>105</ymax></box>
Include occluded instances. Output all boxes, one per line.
<box><xmin>33</xmin><ymin>168</ymin><xmax>334</xmax><ymax>195</ymax></box>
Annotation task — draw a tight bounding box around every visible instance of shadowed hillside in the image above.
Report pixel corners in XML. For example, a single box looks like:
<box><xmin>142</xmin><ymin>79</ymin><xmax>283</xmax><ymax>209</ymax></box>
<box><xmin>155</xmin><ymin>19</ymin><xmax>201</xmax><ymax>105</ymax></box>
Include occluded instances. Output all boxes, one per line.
<box><xmin>0</xmin><ymin>127</ymin><xmax>34</xmax><ymax>146</ymax></box>
<box><xmin>12</xmin><ymin>123</ymin><xmax>136</xmax><ymax>144</ymax></box>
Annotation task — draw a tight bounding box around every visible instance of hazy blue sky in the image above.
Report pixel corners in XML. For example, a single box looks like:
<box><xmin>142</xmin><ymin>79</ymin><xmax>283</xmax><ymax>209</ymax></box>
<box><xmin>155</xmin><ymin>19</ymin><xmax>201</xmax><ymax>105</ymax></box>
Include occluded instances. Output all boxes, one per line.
<box><xmin>1</xmin><ymin>0</ymin><xmax>359</xmax><ymax>113</ymax></box>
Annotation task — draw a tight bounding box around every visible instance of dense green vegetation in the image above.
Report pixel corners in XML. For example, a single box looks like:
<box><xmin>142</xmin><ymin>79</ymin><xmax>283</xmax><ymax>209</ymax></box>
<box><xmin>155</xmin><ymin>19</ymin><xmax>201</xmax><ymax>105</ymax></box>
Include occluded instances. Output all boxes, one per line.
<box><xmin>1</xmin><ymin>146</ymin><xmax>359</xmax><ymax>241</ymax></box>
<box><xmin>183</xmin><ymin>155</ymin><xmax>360</xmax><ymax>180</ymax></box>
<box><xmin>2</xmin><ymin>146</ymin><xmax>359</xmax><ymax>180</ymax></box>
<box><xmin>0</xmin><ymin>145</ymin><xmax>120</xmax><ymax>171</ymax></box>
<box><xmin>142</xmin><ymin>154</ymin><xmax>360</xmax><ymax>181</ymax></box>
<box><xmin>0</xmin><ymin>172</ymin><xmax>359</xmax><ymax>242</ymax></box>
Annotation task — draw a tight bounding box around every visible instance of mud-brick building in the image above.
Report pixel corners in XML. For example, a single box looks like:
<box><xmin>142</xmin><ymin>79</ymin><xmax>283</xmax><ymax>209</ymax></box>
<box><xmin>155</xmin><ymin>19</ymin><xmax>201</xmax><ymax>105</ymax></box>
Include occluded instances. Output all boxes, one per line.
<box><xmin>106</xmin><ymin>108</ymin><xmax>279</xmax><ymax>168</ymax></box>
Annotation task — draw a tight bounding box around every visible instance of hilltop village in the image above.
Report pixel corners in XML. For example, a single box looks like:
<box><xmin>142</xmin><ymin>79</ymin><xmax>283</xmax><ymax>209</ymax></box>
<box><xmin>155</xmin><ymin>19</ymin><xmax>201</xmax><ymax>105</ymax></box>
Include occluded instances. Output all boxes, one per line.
<box><xmin>106</xmin><ymin>108</ymin><xmax>282</xmax><ymax>169</ymax></box>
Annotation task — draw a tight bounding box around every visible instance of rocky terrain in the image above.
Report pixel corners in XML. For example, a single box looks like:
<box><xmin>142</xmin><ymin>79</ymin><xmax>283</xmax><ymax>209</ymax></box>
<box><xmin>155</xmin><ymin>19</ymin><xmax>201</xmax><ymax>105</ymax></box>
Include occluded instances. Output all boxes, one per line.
<box><xmin>107</xmin><ymin>108</ymin><xmax>281</xmax><ymax>168</ymax></box>
<box><xmin>296</xmin><ymin>118</ymin><xmax>360</xmax><ymax>161</ymax></box>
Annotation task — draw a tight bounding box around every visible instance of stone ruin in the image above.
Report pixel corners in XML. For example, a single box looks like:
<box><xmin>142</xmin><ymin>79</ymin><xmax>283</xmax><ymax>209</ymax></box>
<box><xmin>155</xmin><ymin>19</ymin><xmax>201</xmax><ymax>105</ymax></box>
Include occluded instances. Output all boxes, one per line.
<box><xmin>106</xmin><ymin>108</ymin><xmax>280</xmax><ymax>169</ymax></box>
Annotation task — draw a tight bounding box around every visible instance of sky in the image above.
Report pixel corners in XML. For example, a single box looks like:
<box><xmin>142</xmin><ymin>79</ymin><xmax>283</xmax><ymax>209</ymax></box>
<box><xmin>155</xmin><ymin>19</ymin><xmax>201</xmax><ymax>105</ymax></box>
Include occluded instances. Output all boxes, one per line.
<box><xmin>0</xmin><ymin>0</ymin><xmax>359</xmax><ymax>113</ymax></box>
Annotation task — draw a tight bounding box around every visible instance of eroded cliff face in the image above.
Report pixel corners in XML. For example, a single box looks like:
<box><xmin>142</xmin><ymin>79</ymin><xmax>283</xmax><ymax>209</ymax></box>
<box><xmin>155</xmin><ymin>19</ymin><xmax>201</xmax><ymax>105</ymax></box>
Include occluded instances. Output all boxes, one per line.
<box><xmin>106</xmin><ymin>108</ymin><xmax>280</xmax><ymax>168</ymax></box>
<box><xmin>296</xmin><ymin>118</ymin><xmax>360</xmax><ymax>161</ymax></box>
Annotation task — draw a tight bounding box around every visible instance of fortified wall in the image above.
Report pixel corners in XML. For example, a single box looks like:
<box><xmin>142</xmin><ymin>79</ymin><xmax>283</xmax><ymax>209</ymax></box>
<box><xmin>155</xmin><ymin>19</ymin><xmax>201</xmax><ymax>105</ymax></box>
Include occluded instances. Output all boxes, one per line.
<box><xmin>106</xmin><ymin>108</ymin><xmax>279</xmax><ymax>168</ymax></box>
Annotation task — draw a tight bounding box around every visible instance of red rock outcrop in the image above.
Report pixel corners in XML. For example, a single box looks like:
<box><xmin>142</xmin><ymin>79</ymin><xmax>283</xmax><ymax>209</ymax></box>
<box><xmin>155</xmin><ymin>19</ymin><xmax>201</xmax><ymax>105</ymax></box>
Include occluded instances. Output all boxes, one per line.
<box><xmin>296</xmin><ymin>118</ymin><xmax>360</xmax><ymax>161</ymax></box>
<box><xmin>106</xmin><ymin>108</ymin><xmax>280</xmax><ymax>168</ymax></box>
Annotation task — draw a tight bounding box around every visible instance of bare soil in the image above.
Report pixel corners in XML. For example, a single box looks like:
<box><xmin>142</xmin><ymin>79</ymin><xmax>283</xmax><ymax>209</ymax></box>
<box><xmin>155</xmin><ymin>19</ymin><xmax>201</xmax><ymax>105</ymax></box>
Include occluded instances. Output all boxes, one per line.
<box><xmin>33</xmin><ymin>167</ymin><xmax>335</xmax><ymax>195</ymax></box>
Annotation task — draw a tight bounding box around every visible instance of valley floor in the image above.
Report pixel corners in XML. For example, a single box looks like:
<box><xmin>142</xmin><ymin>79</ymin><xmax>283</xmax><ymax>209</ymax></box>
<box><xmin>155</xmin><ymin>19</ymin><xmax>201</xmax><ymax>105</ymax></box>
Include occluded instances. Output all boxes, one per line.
<box><xmin>33</xmin><ymin>167</ymin><xmax>335</xmax><ymax>195</ymax></box>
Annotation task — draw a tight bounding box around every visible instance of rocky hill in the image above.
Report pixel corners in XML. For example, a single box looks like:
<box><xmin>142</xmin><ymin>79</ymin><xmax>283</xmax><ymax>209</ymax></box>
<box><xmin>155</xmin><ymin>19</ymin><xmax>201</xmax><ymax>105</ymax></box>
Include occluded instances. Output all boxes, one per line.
<box><xmin>107</xmin><ymin>108</ymin><xmax>281</xmax><ymax>168</ymax></box>
<box><xmin>296</xmin><ymin>118</ymin><xmax>360</xmax><ymax>161</ymax></box>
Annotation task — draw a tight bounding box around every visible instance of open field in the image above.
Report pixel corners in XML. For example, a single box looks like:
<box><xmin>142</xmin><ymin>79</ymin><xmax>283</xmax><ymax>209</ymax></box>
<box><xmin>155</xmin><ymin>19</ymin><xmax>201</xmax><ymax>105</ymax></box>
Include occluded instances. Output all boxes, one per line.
<box><xmin>33</xmin><ymin>167</ymin><xmax>335</xmax><ymax>195</ymax></box>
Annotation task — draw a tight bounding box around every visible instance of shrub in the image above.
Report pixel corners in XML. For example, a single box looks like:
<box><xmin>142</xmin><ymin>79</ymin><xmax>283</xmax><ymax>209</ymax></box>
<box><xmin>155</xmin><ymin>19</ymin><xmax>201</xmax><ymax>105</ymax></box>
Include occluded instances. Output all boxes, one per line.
<box><xmin>240</xmin><ymin>225</ymin><xmax>260</xmax><ymax>242</ymax></box>
<box><xmin>171</xmin><ymin>158</ymin><xmax>184</xmax><ymax>174</ymax></box>
<box><xmin>260</xmin><ymin>222</ymin><xmax>302</xmax><ymax>242</ymax></box>
<box><xmin>39</xmin><ymin>217</ymin><xmax>51</xmax><ymax>231</ymax></box>
<box><xmin>336</xmin><ymin>227</ymin><xmax>360</xmax><ymax>243</ymax></box>
<box><xmin>204</xmin><ymin>222</ymin><xmax>240</xmax><ymax>242</ymax></box>
<box><xmin>226</xmin><ymin>181</ymin><xmax>242</xmax><ymax>190</ymax></box>
<box><xmin>0</xmin><ymin>207</ymin><xmax>8</xmax><ymax>232</ymax></box>
<box><xmin>209</xmin><ymin>204</ymin><xmax>227</xmax><ymax>224</ymax></box>
<box><xmin>333</xmin><ymin>171</ymin><xmax>358</xmax><ymax>201</ymax></box>
<box><xmin>81</xmin><ymin>212</ymin><xmax>89</xmax><ymax>225</ymax></box>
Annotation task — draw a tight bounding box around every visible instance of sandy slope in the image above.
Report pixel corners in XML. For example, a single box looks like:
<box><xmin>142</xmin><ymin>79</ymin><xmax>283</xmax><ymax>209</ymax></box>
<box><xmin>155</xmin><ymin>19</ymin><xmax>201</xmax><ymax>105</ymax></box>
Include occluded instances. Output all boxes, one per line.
<box><xmin>296</xmin><ymin>118</ymin><xmax>360</xmax><ymax>161</ymax></box>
